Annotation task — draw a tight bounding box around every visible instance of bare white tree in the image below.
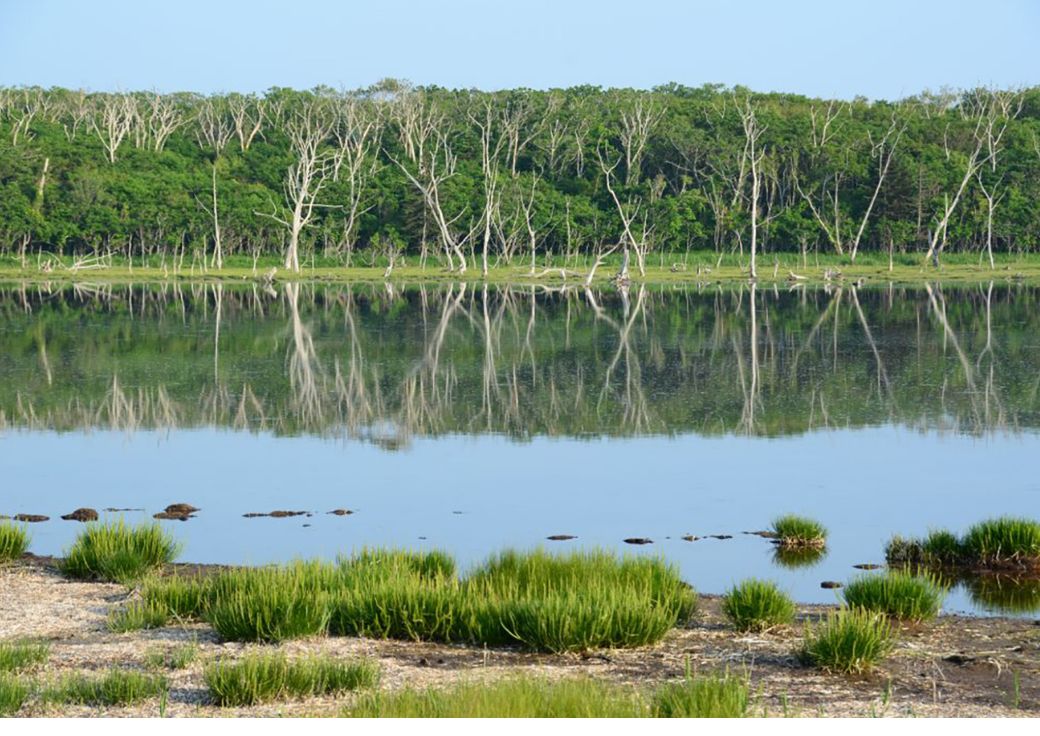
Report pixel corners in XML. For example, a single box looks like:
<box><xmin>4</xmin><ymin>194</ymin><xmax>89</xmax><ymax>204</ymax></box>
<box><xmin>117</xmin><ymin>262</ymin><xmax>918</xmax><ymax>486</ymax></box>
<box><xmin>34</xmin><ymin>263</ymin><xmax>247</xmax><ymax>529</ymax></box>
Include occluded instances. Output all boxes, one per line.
<box><xmin>331</xmin><ymin>94</ymin><xmax>381</xmax><ymax>260</ymax></box>
<box><xmin>145</xmin><ymin>93</ymin><xmax>189</xmax><ymax>152</ymax></box>
<box><xmin>257</xmin><ymin>100</ymin><xmax>337</xmax><ymax>272</ymax></box>
<box><xmin>227</xmin><ymin>93</ymin><xmax>266</xmax><ymax>151</ymax></box>
<box><xmin>617</xmin><ymin>96</ymin><xmax>663</xmax><ymax>186</ymax></box>
<box><xmin>469</xmin><ymin>100</ymin><xmax>507</xmax><ymax>277</ymax></box>
<box><xmin>91</xmin><ymin>93</ymin><xmax>137</xmax><ymax>163</ymax></box>
<box><xmin>738</xmin><ymin>97</ymin><xmax>765</xmax><ymax>279</ymax></box>
<box><xmin>195</xmin><ymin>98</ymin><xmax>235</xmax><ymax>268</ymax></box>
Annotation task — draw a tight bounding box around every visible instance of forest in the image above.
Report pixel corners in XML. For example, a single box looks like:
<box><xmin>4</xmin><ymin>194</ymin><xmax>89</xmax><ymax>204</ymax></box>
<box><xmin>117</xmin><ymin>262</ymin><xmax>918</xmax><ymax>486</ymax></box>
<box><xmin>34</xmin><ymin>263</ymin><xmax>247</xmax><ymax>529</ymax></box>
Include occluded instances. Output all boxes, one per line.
<box><xmin>1</xmin><ymin>81</ymin><xmax>1039</xmax><ymax>276</ymax></box>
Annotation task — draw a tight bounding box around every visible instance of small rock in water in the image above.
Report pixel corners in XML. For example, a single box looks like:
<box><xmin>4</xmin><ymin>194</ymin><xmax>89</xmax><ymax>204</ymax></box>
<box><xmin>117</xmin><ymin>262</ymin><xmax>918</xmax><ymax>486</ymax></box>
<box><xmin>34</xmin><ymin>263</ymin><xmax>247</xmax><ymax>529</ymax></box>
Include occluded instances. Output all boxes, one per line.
<box><xmin>302</xmin><ymin>524</ymin><xmax>311</xmax><ymax>528</ymax></box>
<box><xmin>163</xmin><ymin>503</ymin><xmax>199</xmax><ymax>515</ymax></box>
<box><xmin>243</xmin><ymin>510</ymin><xmax>308</xmax><ymax>518</ymax></box>
<box><xmin>104</xmin><ymin>507</ymin><xmax>143</xmax><ymax>512</ymax></box>
<box><xmin>546</xmin><ymin>534</ymin><xmax>577</xmax><ymax>541</ymax></box>
<box><xmin>681</xmin><ymin>535</ymin><xmax>700</xmax><ymax>542</ymax></box>
<box><xmin>13</xmin><ymin>514</ymin><xmax>48</xmax><ymax>523</ymax></box>
<box><xmin>853</xmin><ymin>563</ymin><xmax>883</xmax><ymax>570</ymax></box>
<box><xmin>328</xmin><ymin>509</ymin><xmax>354</xmax><ymax>516</ymax></box>
<box><xmin>820</xmin><ymin>581</ymin><xmax>843</xmax><ymax>589</ymax></box>
<box><xmin>709</xmin><ymin>534</ymin><xmax>733</xmax><ymax>540</ymax></box>
<box><xmin>623</xmin><ymin>537</ymin><xmax>653</xmax><ymax>545</ymax></box>
<box><xmin>418</xmin><ymin>536</ymin><xmax>427</xmax><ymax>540</ymax></box>
<box><xmin>61</xmin><ymin>508</ymin><xmax>99</xmax><ymax>522</ymax></box>
<box><xmin>744</xmin><ymin>530</ymin><xmax>778</xmax><ymax>539</ymax></box>
<box><xmin>451</xmin><ymin>510</ymin><xmax>466</xmax><ymax>515</ymax></box>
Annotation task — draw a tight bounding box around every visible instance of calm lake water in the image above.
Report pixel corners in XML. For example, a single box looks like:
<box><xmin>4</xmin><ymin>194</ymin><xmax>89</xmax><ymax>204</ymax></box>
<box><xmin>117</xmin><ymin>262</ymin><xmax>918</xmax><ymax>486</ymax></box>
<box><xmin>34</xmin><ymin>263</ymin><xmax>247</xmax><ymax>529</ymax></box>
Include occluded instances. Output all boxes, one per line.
<box><xmin>1</xmin><ymin>281</ymin><xmax>1038</xmax><ymax>616</ymax></box>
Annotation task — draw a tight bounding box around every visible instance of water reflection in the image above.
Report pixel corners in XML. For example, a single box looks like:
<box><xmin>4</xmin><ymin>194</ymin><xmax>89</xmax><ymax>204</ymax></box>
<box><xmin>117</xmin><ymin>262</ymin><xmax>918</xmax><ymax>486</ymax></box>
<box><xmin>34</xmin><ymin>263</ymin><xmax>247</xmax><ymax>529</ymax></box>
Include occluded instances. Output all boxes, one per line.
<box><xmin>1</xmin><ymin>280</ymin><xmax>1037</xmax><ymax>439</ymax></box>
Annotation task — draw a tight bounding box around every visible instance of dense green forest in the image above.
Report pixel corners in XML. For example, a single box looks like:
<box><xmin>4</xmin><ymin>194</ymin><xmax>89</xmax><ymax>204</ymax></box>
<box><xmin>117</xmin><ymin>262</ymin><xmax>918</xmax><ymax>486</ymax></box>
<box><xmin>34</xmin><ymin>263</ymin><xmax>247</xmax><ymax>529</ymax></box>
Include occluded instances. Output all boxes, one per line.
<box><xmin>2</xmin><ymin>82</ymin><xmax>1039</xmax><ymax>275</ymax></box>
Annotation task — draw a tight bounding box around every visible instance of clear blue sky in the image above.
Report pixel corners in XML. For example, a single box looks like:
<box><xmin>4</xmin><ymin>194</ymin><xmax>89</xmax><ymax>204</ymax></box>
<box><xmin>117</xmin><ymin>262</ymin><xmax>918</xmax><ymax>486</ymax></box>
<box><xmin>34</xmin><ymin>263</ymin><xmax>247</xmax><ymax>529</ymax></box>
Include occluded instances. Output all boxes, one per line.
<box><xmin>2</xmin><ymin>0</ymin><xmax>1038</xmax><ymax>100</ymax></box>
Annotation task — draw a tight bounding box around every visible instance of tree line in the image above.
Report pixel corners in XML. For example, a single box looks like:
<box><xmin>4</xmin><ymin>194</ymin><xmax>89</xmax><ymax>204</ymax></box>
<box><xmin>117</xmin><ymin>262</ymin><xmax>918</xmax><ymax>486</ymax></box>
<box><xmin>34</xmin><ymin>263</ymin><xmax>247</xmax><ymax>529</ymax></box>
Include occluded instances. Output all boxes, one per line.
<box><xmin>1</xmin><ymin>81</ymin><xmax>1039</xmax><ymax>274</ymax></box>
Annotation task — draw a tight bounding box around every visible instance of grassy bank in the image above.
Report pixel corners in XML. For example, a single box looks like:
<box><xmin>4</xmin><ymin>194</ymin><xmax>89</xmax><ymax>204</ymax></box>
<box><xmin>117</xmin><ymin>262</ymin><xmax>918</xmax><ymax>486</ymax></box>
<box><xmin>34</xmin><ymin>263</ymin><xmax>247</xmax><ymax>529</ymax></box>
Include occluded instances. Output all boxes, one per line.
<box><xmin>5</xmin><ymin>251</ymin><xmax>1040</xmax><ymax>286</ymax></box>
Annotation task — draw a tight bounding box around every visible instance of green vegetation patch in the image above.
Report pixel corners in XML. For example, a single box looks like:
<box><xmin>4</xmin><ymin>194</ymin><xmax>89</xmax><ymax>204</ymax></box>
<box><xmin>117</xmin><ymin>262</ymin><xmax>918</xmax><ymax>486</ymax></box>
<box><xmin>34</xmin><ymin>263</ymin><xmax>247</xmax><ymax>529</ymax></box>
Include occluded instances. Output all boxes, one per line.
<box><xmin>42</xmin><ymin>669</ymin><xmax>168</xmax><ymax>707</ymax></box>
<box><xmin>799</xmin><ymin>608</ymin><xmax>895</xmax><ymax>675</ymax></box>
<box><xmin>770</xmin><ymin>515</ymin><xmax>827</xmax><ymax>548</ymax></box>
<box><xmin>205</xmin><ymin>653</ymin><xmax>379</xmax><ymax>706</ymax></box>
<box><xmin>107</xmin><ymin>601</ymin><xmax>172</xmax><ymax>633</ymax></box>
<box><xmin>886</xmin><ymin>517</ymin><xmax>1040</xmax><ymax>571</ymax></box>
<box><xmin>0</xmin><ymin>674</ymin><xmax>30</xmax><ymax>716</ymax></box>
<box><xmin>842</xmin><ymin>571</ymin><xmax>947</xmax><ymax>622</ymax></box>
<box><xmin>0</xmin><ymin>639</ymin><xmax>50</xmax><ymax>673</ymax></box>
<box><xmin>652</xmin><ymin>673</ymin><xmax>750</xmax><ymax>717</ymax></box>
<box><xmin>140</xmin><ymin>548</ymin><xmax>695</xmax><ymax>652</ymax></box>
<box><xmin>346</xmin><ymin>676</ymin><xmax>648</xmax><ymax>718</ymax></box>
<box><xmin>0</xmin><ymin>522</ymin><xmax>29</xmax><ymax>564</ymax></box>
<box><xmin>144</xmin><ymin>641</ymin><xmax>199</xmax><ymax>671</ymax></box>
<box><xmin>59</xmin><ymin>520</ymin><xmax>181</xmax><ymax>583</ymax></box>
<box><xmin>721</xmin><ymin>579</ymin><xmax>796</xmax><ymax>632</ymax></box>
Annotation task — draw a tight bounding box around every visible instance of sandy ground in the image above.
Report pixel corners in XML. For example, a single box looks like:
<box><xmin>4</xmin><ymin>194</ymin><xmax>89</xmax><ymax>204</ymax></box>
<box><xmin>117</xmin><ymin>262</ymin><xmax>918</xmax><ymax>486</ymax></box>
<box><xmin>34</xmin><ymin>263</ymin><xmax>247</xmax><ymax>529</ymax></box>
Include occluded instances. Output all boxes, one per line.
<box><xmin>1</xmin><ymin>560</ymin><xmax>1037</xmax><ymax>718</ymax></box>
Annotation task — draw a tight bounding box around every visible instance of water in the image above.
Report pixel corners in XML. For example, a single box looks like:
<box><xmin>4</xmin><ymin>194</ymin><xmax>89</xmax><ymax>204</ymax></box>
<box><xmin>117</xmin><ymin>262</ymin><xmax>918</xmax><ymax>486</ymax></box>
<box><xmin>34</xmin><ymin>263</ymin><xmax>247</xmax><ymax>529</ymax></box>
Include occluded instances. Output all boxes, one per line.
<box><xmin>2</xmin><ymin>281</ymin><xmax>1038</xmax><ymax>616</ymax></box>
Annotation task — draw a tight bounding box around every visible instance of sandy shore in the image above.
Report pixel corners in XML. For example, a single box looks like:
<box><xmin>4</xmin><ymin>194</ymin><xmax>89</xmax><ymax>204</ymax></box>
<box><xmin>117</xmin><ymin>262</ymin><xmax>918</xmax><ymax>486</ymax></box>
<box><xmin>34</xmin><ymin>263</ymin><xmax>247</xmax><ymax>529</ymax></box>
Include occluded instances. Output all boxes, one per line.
<box><xmin>1</xmin><ymin>560</ymin><xmax>1037</xmax><ymax>717</ymax></box>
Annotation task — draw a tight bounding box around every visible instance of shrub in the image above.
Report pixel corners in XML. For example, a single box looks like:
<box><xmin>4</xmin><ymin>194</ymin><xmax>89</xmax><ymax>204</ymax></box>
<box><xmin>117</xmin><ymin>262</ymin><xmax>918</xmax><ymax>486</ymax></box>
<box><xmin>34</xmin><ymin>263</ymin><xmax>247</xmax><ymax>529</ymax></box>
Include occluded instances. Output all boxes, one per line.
<box><xmin>43</xmin><ymin>670</ymin><xmax>168</xmax><ymax>706</ymax></box>
<box><xmin>842</xmin><ymin>572</ymin><xmax>946</xmax><ymax>622</ymax></box>
<box><xmin>205</xmin><ymin>653</ymin><xmax>378</xmax><ymax>706</ymax></box>
<box><xmin>799</xmin><ymin>608</ymin><xmax>894</xmax><ymax>674</ymax></box>
<box><xmin>141</xmin><ymin>575</ymin><xmax>209</xmax><ymax>619</ymax></box>
<box><xmin>0</xmin><ymin>522</ymin><xmax>29</xmax><ymax>564</ymax></box>
<box><xmin>652</xmin><ymin>673</ymin><xmax>749</xmax><ymax>717</ymax></box>
<box><xmin>770</xmin><ymin>515</ymin><xmax>827</xmax><ymax>547</ymax></box>
<box><xmin>59</xmin><ymin>521</ymin><xmax>181</xmax><ymax>583</ymax></box>
<box><xmin>722</xmin><ymin>579</ymin><xmax>796</xmax><ymax>632</ymax></box>
<box><xmin>345</xmin><ymin>676</ymin><xmax>646</xmax><ymax>717</ymax></box>
<box><xmin>0</xmin><ymin>639</ymin><xmax>50</xmax><ymax>672</ymax></box>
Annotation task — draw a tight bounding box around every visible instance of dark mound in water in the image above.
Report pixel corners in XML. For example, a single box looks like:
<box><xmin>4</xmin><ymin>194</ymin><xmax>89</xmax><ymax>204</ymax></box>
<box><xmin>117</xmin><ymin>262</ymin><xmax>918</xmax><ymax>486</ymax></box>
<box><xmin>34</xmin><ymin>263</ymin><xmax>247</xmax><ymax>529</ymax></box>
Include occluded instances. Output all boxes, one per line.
<box><xmin>154</xmin><ymin>504</ymin><xmax>199</xmax><ymax>521</ymax></box>
<box><xmin>546</xmin><ymin>535</ymin><xmax>577</xmax><ymax>541</ymax></box>
<box><xmin>61</xmin><ymin>508</ymin><xmax>99</xmax><ymax>522</ymax></box>
<box><xmin>13</xmin><ymin>514</ymin><xmax>48</xmax><ymax>523</ymax></box>
<box><xmin>243</xmin><ymin>510</ymin><xmax>309</xmax><ymax>518</ymax></box>
<box><xmin>328</xmin><ymin>509</ymin><xmax>354</xmax><ymax>516</ymax></box>
<box><xmin>623</xmin><ymin>538</ymin><xmax>653</xmax><ymax>545</ymax></box>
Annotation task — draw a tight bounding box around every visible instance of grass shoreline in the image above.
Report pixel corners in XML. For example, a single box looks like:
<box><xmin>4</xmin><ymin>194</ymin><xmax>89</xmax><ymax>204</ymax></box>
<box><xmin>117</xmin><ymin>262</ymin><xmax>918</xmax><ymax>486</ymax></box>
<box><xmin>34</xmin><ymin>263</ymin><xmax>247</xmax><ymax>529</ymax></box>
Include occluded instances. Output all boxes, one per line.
<box><xmin>5</xmin><ymin>252</ymin><xmax>1040</xmax><ymax>286</ymax></box>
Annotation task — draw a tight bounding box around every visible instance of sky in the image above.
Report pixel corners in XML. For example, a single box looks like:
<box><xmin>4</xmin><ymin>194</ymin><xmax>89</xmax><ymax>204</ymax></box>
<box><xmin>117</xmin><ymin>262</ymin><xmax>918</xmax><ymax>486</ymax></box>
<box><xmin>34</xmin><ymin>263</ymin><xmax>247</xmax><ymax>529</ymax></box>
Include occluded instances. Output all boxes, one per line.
<box><xmin>1</xmin><ymin>0</ymin><xmax>1038</xmax><ymax>100</ymax></box>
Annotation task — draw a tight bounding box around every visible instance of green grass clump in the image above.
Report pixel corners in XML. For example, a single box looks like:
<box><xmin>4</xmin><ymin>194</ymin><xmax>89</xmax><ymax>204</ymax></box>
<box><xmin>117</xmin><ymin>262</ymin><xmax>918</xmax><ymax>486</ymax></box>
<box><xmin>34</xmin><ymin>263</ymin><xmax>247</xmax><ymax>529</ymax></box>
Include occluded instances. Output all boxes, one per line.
<box><xmin>652</xmin><ymin>673</ymin><xmax>750</xmax><ymax>717</ymax></box>
<box><xmin>921</xmin><ymin>529</ymin><xmax>963</xmax><ymax>563</ymax></box>
<box><xmin>842</xmin><ymin>572</ymin><xmax>947</xmax><ymax>622</ymax></box>
<box><xmin>770</xmin><ymin>515</ymin><xmax>827</xmax><ymax>548</ymax></box>
<box><xmin>0</xmin><ymin>522</ymin><xmax>29</xmax><ymax>564</ymax></box>
<box><xmin>145</xmin><ymin>641</ymin><xmax>199</xmax><ymax>670</ymax></box>
<box><xmin>107</xmin><ymin>601</ymin><xmax>171</xmax><ymax>633</ymax></box>
<box><xmin>962</xmin><ymin>517</ymin><xmax>1040</xmax><ymax>565</ymax></box>
<box><xmin>466</xmin><ymin>549</ymin><xmax>697</xmax><ymax>652</ymax></box>
<box><xmin>190</xmin><ymin>549</ymin><xmax>693</xmax><ymax>653</ymax></box>
<box><xmin>721</xmin><ymin>579</ymin><xmax>796</xmax><ymax>632</ymax></box>
<box><xmin>346</xmin><ymin>676</ymin><xmax>647</xmax><ymax>717</ymax></box>
<box><xmin>799</xmin><ymin>608</ymin><xmax>895</xmax><ymax>675</ymax></box>
<box><xmin>0</xmin><ymin>674</ymin><xmax>30</xmax><ymax>716</ymax></box>
<box><xmin>141</xmin><ymin>575</ymin><xmax>209</xmax><ymax>619</ymax></box>
<box><xmin>0</xmin><ymin>639</ymin><xmax>50</xmax><ymax>673</ymax></box>
<box><xmin>58</xmin><ymin>521</ymin><xmax>181</xmax><ymax>583</ymax></box>
<box><xmin>43</xmin><ymin>669</ymin><xmax>168</xmax><ymax>706</ymax></box>
<box><xmin>205</xmin><ymin>653</ymin><xmax>379</xmax><ymax>706</ymax></box>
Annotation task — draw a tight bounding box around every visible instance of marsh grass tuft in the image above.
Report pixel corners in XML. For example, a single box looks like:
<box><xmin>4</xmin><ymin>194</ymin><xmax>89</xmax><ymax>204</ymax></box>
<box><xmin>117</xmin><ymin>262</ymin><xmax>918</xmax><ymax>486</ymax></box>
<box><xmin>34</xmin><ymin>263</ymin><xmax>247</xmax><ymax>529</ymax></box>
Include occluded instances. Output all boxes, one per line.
<box><xmin>799</xmin><ymin>608</ymin><xmax>894</xmax><ymax>674</ymax></box>
<box><xmin>145</xmin><ymin>548</ymin><xmax>694</xmax><ymax>652</ymax></box>
<box><xmin>59</xmin><ymin>520</ymin><xmax>181</xmax><ymax>583</ymax></box>
<box><xmin>0</xmin><ymin>674</ymin><xmax>30</xmax><ymax>716</ymax></box>
<box><xmin>205</xmin><ymin>653</ymin><xmax>379</xmax><ymax>706</ymax></box>
<box><xmin>962</xmin><ymin>517</ymin><xmax>1040</xmax><ymax>566</ymax></box>
<box><xmin>652</xmin><ymin>672</ymin><xmax>750</xmax><ymax>717</ymax></box>
<box><xmin>345</xmin><ymin>676</ymin><xmax>647</xmax><ymax>717</ymax></box>
<box><xmin>842</xmin><ymin>571</ymin><xmax>947</xmax><ymax>622</ymax></box>
<box><xmin>43</xmin><ymin>669</ymin><xmax>168</xmax><ymax>706</ymax></box>
<box><xmin>721</xmin><ymin>579</ymin><xmax>796</xmax><ymax>632</ymax></box>
<box><xmin>771</xmin><ymin>545</ymin><xmax>826</xmax><ymax>569</ymax></box>
<box><xmin>0</xmin><ymin>522</ymin><xmax>29</xmax><ymax>564</ymax></box>
<box><xmin>771</xmin><ymin>515</ymin><xmax>827</xmax><ymax>548</ymax></box>
<box><xmin>887</xmin><ymin>518</ymin><xmax>1040</xmax><ymax>571</ymax></box>
<box><xmin>107</xmin><ymin>601</ymin><xmax>171</xmax><ymax>633</ymax></box>
<box><xmin>0</xmin><ymin>639</ymin><xmax>50</xmax><ymax>673</ymax></box>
